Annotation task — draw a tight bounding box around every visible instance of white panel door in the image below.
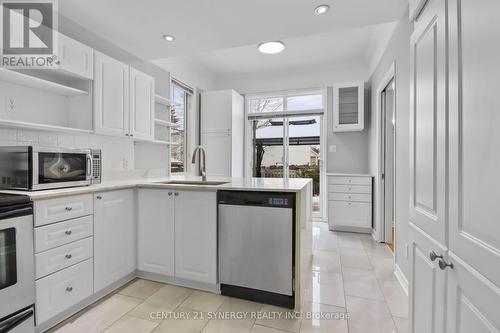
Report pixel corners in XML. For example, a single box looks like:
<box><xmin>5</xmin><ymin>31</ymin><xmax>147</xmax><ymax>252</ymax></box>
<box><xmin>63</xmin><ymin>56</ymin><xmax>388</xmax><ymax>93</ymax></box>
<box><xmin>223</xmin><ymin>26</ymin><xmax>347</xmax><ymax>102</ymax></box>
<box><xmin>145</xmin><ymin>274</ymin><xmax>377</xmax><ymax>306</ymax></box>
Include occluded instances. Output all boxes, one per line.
<box><xmin>58</xmin><ymin>34</ymin><xmax>94</xmax><ymax>79</ymax></box>
<box><xmin>129</xmin><ymin>67</ymin><xmax>155</xmax><ymax>141</ymax></box>
<box><xmin>94</xmin><ymin>190</ymin><xmax>136</xmax><ymax>292</ymax></box>
<box><xmin>201</xmin><ymin>131</ymin><xmax>232</xmax><ymax>177</ymax></box>
<box><xmin>174</xmin><ymin>190</ymin><xmax>217</xmax><ymax>284</ymax></box>
<box><xmin>137</xmin><ymin>189</ymin><xmax>175</xmax><ymax>276</ymax></box>
<box><xmin>94</xmin><ymin>51</ymin><xmax>130</xmax><ymax>137</ymax></box>
<box><xmin>446</xmin><ymin>253</ymin><xmax>500</xmax><ymax>333</ymax></box>
<box><xmin>448</xmin><ymin>0</ymin><xmax>500</xmax><ymax>289</ymax></box>
<box><xmin>408</xmin><ymin>222</ymin><xmax>446</xmax><ymax>333</ymax></box>
<box><xmin>409</xmin><ymin>0</ymin><xmax>447</xmax><ymax>246</ymax></box>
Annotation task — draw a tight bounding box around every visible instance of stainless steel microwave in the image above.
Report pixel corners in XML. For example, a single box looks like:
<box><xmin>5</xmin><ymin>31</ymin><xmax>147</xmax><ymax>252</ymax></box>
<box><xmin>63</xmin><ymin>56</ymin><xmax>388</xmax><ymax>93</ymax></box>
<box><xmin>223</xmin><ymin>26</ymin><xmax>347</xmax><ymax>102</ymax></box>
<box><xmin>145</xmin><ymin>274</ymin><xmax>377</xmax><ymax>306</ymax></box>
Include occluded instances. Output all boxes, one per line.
<box><xmin>0</xmin><ymin>146</ymin><xmax>101</xmax><ymax>191</ymax></box>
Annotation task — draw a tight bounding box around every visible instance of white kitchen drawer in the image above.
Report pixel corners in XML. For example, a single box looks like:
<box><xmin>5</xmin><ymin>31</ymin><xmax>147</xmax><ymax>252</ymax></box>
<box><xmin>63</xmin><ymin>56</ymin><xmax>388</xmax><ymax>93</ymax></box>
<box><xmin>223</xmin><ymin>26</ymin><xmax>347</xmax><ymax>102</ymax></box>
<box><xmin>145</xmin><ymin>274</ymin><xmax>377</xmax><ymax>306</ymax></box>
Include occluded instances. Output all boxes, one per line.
<box><xmin>328</xmin><ymin>176</ymin><xmax>372</xmax><ymax>186</ymax></box>
<box><xmin>35</xmin><ymin>215</ymin><xmax>93</xmax><ymax>253</ymax></box>
<box><xmin>328</xmin><ymin>201</ymin><xmax>372</xmax><ymax>230</ymax></box>
<box><xmin>328</xmin><ymin>192</ymin><xmax>372</xmax><ymax>203</ymax></box>
<box><xmin>328</xmin><ymin>184</ymin><xmax>372</xmax><ymax>194</ymax></box>
<box><xmin>35</xmin><ymin>194</ymin><xmax>93</xmax><ymax>226</ymax></box>
<box><xmin>35</xmin><ymin>258</ymin><xmax>93</xmax><ymax>325</ymax></box>
<box><xmin>35</xmin><ymin>237</ymin><xmax>93</xmax><ymax>279</ymax></box>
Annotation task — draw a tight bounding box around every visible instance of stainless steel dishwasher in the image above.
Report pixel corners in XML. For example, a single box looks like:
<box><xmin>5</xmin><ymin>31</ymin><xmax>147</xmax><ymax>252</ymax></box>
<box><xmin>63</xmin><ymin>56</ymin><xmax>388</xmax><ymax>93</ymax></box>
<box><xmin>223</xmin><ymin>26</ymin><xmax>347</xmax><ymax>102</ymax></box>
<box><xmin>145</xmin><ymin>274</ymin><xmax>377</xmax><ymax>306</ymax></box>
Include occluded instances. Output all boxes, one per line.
<box><xmin>218</xmin><ymin>191</ymin><xmax>295</xmax><ymax>309</ymax></box>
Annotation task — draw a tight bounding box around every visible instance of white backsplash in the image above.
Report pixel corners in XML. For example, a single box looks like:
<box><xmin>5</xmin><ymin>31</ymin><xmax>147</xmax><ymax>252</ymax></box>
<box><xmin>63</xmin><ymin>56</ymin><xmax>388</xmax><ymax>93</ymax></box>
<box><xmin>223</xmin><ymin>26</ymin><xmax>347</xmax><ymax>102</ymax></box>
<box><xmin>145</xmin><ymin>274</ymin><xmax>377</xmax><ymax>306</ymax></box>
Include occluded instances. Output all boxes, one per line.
<box><xmin>0</xmin><ymin>127</ymin><xmax>135</xmax><ymax>175</ymax></box>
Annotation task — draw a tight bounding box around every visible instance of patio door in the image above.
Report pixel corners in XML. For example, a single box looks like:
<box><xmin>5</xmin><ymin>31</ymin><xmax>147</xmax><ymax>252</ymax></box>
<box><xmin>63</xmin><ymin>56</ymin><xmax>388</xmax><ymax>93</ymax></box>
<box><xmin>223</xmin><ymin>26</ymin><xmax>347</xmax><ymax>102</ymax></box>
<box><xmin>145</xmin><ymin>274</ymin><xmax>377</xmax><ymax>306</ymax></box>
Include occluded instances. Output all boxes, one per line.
<box><xmin>252</xmin><ymin>114</ymin><xmax>324</xmax><ymax>218</ymax></box>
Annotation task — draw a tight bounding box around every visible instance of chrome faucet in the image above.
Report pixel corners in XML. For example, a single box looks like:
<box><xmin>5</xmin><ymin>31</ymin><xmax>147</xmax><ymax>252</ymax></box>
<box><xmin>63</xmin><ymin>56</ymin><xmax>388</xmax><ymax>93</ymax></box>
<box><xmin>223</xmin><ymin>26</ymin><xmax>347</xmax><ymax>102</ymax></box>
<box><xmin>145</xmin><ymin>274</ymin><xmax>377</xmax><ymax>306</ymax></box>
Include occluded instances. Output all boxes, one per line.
<box><xmin>191</xmin><ymin>145</ymin><xmax>207</xmax><ymax>181</ymax></box>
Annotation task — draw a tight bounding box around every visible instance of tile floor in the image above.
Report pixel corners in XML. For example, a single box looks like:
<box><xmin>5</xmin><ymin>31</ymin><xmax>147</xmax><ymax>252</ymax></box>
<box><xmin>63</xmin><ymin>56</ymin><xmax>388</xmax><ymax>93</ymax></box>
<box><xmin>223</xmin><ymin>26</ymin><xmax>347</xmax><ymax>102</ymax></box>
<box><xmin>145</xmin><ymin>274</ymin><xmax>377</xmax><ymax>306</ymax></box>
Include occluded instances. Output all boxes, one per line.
<box><xmin>50</xmin><ymin>222</ymin><xmax>408</xmax><ymax>333</ymax></box>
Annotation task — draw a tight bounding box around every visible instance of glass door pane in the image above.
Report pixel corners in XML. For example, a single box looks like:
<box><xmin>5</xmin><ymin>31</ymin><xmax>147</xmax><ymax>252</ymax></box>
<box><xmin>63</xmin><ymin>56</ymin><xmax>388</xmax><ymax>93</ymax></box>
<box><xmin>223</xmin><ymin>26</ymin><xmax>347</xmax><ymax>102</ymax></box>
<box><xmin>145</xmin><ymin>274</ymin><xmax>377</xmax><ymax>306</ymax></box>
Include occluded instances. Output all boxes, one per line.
<box><xmin>253</xmin><ymin>118</ymin><xmax>285</xmax><ymax>178</ymax></box>
<box><xmin>0</xmin><ymin>228</ymin><xmax>17</xmax><ymax>290</ymax></box>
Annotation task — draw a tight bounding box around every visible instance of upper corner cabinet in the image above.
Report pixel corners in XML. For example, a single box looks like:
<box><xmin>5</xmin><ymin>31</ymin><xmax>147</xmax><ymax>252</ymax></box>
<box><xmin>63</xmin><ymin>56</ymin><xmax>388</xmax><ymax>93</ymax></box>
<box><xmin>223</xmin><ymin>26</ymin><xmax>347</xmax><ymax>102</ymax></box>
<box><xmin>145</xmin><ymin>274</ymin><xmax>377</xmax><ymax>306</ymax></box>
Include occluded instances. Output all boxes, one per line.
<box><xmin>333</xmin><ymin>82</ymin><xmax>365</xmax><ymax>132</ymax></box>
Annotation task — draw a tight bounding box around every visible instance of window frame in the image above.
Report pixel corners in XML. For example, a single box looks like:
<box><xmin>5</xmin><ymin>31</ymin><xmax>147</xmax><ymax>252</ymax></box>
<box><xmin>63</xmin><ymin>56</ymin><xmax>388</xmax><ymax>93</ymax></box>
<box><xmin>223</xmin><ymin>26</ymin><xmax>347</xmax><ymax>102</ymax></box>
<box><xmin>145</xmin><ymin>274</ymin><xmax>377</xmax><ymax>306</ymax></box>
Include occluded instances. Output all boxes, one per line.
<box><xmin>170</xmin><ymin>79</ymin><xmax>193</xmax><ymax>174</ymax></box>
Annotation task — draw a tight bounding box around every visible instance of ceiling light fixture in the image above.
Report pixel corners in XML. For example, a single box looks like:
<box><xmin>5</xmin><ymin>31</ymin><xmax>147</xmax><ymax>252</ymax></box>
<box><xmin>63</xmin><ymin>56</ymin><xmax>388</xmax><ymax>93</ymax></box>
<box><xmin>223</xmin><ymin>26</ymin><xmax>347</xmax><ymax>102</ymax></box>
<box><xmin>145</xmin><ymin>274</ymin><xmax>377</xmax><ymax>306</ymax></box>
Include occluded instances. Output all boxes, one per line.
<box><xmin>163</xmin><ymin>34</ymin><xmax>175</xmax><ymax>42</ymax></box>
<box><xmin>314</xmin><ymin>4</ymin><xmax>330</xmax><ymax>15</ymax></box>
<box><xmin>258</xmin><ymin>41</ymin><xmax>285</xmax><ymax>54</ymax></box>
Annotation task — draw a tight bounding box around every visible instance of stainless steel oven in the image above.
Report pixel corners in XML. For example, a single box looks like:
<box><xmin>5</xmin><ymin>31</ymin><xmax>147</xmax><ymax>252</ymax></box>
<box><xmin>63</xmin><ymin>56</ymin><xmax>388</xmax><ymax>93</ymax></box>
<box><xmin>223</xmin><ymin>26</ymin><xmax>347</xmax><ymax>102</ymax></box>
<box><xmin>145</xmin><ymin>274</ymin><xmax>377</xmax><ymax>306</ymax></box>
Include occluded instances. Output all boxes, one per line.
<box><xmin>0</xmin><ymin>194</ymin><xmax>34</xmax><ymax>333</ymax></box>
<box><xmin>0</xmin><ymin>146</ymin><xmax>101</xmax><ymax>191</ymax></box>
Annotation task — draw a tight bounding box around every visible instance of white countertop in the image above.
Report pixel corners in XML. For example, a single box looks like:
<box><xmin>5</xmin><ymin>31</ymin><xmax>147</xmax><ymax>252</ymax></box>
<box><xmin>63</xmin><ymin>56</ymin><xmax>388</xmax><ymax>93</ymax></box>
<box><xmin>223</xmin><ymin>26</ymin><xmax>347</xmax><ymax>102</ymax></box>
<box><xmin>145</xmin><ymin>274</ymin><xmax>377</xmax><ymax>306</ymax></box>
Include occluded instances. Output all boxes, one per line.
<box><xmin>0</xmin><ymin>176</ymin><xmax>312</xmax><ymax>200</ymax></box>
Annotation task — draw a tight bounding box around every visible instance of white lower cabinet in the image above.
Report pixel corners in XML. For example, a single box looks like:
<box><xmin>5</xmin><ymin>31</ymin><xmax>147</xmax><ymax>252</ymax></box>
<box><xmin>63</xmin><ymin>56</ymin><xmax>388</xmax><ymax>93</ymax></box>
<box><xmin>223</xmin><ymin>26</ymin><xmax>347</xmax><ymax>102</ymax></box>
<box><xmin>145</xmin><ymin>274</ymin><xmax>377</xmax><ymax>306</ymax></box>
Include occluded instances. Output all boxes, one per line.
<box><xmin>137</xmin><ymin>189</ymin><xmax>175</xmax><ymax>276</ymax></box>
<box><xmin>94</xmin><ymin>189</ymin><xmax>136</xmax><ymax>292</ymax></box>
<box><xmin>137</xmin><ymin>189</ymin><xmax>217</xmax><ymax>285</ymax></box>
<box><xmin>36</xmin><ymin>259</ymin><xmax>93</xmax><ymax>325</ymax></box>
<box><xmin>174</xmin><ymin>190</ymin><xmax>217</xmax><ymax>284</ymax></box>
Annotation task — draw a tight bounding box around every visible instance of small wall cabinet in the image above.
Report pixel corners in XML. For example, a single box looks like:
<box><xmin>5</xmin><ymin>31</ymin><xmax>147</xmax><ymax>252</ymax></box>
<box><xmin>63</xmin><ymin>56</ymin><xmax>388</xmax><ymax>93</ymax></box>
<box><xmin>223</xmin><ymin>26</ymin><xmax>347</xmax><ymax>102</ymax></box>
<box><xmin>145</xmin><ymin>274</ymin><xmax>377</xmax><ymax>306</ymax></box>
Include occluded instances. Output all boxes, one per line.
<box><xmin>332</xmin><ymin>82</ymin><xmax>364</xmax><ymax>132</ymax></box>
<box><xmin>94</xmin><ymin>51</ymin><xmax>155</xmax><ymax>141</ymax></box>
<box><xmin>58</xmin><ymin>34</ymin><xmax>94</xmax><ymax>80</ymax></box>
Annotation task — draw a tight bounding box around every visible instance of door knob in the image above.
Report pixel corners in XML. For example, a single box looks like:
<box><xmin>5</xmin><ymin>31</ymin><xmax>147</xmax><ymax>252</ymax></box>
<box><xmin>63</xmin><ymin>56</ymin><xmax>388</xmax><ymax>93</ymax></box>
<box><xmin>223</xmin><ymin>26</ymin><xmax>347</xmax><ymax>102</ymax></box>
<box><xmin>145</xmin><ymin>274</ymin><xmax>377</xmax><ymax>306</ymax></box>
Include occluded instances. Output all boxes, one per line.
<box><xmin>65</xmin><ymin>254</ymin><xmax>72</xmax><ymax>259</ymax></box>
<box><xmin>429</xmin><ymin>251</ymin><xmax>443</xmax><ymax>262</ymax></box>
<box><xmin>65</xmin><ymin>230</ymin><xmax>72</xmax><ymax>235</ymax></box>
<box><xmin>438</xmin><ymin>259</ymin><xmax>454</xmax><ymax>270</ymax></box>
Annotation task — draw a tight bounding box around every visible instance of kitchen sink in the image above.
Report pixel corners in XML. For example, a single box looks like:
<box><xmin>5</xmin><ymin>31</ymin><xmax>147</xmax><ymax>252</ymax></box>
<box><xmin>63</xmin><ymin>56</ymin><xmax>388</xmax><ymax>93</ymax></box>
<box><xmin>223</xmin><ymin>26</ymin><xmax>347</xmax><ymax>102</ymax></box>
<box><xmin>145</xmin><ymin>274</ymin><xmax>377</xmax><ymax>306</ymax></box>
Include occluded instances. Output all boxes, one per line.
<box><xmin>156</xmin><ymin>180</ymin><xmax>228</xmax><ymax>186</ymax></box>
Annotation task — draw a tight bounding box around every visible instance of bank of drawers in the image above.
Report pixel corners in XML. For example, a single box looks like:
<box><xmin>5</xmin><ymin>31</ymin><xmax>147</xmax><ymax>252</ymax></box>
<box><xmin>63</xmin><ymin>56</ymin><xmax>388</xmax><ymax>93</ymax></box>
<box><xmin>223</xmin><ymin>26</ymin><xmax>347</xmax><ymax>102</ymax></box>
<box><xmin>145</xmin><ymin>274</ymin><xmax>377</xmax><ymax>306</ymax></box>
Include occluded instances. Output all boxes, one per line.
<box><xmin>328</xmin><ymin>175</ymin><xmax>373</xmax><ymax>232</ymax></box>
<box><xmin>34</xmin><ymin>194</ymin><xmax>94</xmax><ymax>325</ymax></box>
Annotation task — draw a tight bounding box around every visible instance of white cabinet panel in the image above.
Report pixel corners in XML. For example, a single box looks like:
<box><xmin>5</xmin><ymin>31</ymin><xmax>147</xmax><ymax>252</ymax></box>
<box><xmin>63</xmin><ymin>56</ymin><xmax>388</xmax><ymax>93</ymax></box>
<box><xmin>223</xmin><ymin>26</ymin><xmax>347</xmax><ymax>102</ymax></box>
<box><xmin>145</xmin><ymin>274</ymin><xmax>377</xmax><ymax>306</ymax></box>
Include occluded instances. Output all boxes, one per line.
<box><xmin>35</xmin><ymin>259</ymin><xmax>93</xmax><ymax>325</ymax></box>
<box><xmin>448</xmin><ymin>0</ymin><xmax>500</xmax><ymax>288</ymax></box>
<box><xmin>129</xmin><ymin>67</ymin><xmax>155</xmax><ymax>141</ymax></box>
<box><xmin>409</xmin><ymin>0</ymin><xmax>447</xmax><ymax>246</ymax></box>
<box><xmin>328</xmin><ymin>201</ymin><xmax>371</xmax><ymax>229</ymax></box>
<box><xmin>138</xmin><ymin>189</ymin><xmax>174</xmax><ymax>276</ymax></box>
<box><xmin>408</xmin><ymin>223</ymin><xmax>446</xmax><ymax>333</ymax></box>
<box><xmin>35</xmin><ymin>215</ymin><xmax>93</xmax><ymax>253</ymax></box>
<box><xmin>94</xmin><ymin>51</ymin><xmax>130</xmax><ymax>137</ymax></box>
<box><xmin>58</xmin><ymin>34</ymin><xmax>93</xmax><ymax>79</ymax></box>
<box><xmin>94</xmin><ymin>189</ymin><xmax>136</xmax><ymax>292</ymax></box>
<box><xmin>201</xmin><ymin>90</ymin><xmax>232</xmax><ymax>132</ymax></box>
<box><xmin>201</xmin><ymin>132</ymin><xmax>232</xmax><ymax>177</ymax></box>
<box><xmin>174</xmin><ymin>190</ymin><xmax>217</xmax><ymax>284</ymax></box>
<box><xmin>446</xmin><ymin>253</ymin><xmax>500</xmax><ymax>333</ymax></box>
<box><xmin>34</xmin><ymin>194</ymin><xmax>93</xmax><ymax>226</ymax></box>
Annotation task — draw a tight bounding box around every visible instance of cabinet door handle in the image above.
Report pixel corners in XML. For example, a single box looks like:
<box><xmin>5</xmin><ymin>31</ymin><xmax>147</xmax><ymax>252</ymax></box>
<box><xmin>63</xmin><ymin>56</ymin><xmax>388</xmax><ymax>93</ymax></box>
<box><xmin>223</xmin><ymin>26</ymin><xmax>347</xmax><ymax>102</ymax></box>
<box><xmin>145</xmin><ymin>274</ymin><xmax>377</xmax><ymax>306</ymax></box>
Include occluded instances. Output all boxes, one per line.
<box><xmin>125</xmin><ymin>133</ymin><xmax>130</xmax><ymax>137</ymax></box>
<box><xmin>429</xmin><ymin>251</ymin><xmax>443</xmax><ymax>262</ymax></box>
<box><xmin>65</xmin><ymin>206</ymin><xmax>73</xmax><ymax>211</ymax></box>
<box><xmin>174</xmin><ymin>192</ymin><xmax>179</xmax><ymax>196</ymax></box>
<box><xmin>65</xmin><ymin>230</ymin><xmax>72</xmax><ymax>235</ymax></box>
<box><xmin>438</xmin><ymin>259</ymin><xmax>454</xmax><ymax>270</ymax></box>
<box><xmin>168</xmin><ymin>192</ymin><xmax>173</xmax><ymax>196</ymax></box>
<box><xmin>65</xmin><ymin>254</ymin><xmax>72</xmax><ymax>259</ymax></box>
<box><xmin>130</xmin><ymin>134</ymin><xmax>134</xmax><ymax>137</ymax></box>
<box><xmin>96</xmin><ymin>195</ymin><xmax>102</xmax><ymax>200</ymax></box>
<box><xmin>66</xmin><ymin>286</ymin><xmax>73</xmax><ymax>292</ymax></box>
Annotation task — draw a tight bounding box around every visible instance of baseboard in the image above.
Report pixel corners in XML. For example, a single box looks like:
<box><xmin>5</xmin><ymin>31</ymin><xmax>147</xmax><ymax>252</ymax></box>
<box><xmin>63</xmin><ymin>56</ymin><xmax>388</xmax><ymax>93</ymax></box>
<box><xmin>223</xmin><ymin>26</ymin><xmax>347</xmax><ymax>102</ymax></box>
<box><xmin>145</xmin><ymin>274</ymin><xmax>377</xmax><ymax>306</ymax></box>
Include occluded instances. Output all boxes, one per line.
<box><xmin>330</xmin><ymin>225</ymin><xmax>372</xmax><ymax>234</ymax></box>
<box><xmin>136</xmin><ymin>270</ymin><xmax>220</xmax><ymax>293</ymax></box>
<box><xmin>394</xmin><ymin>263</ymin><xmax>409</xmax><ymax>296</ymax></box>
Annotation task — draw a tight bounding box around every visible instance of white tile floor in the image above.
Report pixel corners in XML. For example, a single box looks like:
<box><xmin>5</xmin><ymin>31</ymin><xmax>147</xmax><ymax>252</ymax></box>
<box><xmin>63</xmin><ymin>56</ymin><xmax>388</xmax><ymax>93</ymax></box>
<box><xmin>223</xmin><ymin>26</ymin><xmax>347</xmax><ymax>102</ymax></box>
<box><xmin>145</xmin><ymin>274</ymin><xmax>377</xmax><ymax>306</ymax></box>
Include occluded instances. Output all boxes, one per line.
<box><xmin>50</xmin><ymin>222</ymin><xmax>408</xmax><ymax>333</ymax></box>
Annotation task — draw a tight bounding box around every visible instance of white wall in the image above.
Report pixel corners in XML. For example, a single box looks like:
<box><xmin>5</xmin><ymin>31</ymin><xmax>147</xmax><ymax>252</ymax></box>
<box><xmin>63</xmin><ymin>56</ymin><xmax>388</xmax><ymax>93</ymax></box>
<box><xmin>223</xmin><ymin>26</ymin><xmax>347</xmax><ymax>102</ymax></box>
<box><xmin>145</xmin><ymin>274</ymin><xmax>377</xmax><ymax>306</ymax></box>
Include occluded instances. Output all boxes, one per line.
<box><xmin>214</xmin><ymin>62</ymin><xmax>372</xmax><ymax>174</ymax></box>
<box><xmin>368</xmin><ymin>14</ymin><xmax>412</xmax><ymax>278</ymax></box>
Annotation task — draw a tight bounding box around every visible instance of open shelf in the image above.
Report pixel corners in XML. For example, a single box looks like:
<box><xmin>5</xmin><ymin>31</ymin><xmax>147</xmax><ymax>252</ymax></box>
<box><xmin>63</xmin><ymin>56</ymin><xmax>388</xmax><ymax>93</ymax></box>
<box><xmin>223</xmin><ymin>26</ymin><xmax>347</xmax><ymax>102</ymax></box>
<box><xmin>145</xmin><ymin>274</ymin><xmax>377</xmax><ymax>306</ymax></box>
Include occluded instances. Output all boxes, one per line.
<box><xmin>154</xmin><ymin>119</ymin><xmax>177</xmax><ymax>127</ymax></box>
<box><xmin>150</xmin><ymin>140</ymin><xmax>178</xmax><ymax>145</ymax></box>
<box><xmin>155</xmin><ymin>94</ymin><xmax>181</xmax><ymax>107</ymax></box>
<box><xmin>0</xmin><ymin>119</ymin><xmax>94</xmax><ymax>134</ymax></box>
<box><xmin>0</xmin><ymin>69</ymin><xmax>89</xmax><ymax>96</ymax></box>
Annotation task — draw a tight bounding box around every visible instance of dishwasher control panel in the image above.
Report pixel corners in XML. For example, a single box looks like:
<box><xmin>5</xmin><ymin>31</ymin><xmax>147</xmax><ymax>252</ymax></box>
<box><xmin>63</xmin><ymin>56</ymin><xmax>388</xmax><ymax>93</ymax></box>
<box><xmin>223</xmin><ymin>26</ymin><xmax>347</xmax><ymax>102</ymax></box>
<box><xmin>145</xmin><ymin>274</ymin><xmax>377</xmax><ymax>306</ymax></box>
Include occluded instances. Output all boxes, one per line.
<box><xmin>218</xmin><ymin>191</ymin><xmax>295</xmax><ymax>208</ymax></box>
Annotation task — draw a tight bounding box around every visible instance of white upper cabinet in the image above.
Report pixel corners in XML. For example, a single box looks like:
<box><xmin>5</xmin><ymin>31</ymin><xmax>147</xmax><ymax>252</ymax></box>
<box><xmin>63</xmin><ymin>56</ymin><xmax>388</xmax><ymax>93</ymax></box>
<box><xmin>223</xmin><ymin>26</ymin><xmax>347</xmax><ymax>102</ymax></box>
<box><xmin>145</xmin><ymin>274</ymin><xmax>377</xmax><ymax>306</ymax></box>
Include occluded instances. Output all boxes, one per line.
<box><xmin>332</xmin><ymin>82</ymin><xmax>364</xmax><ymax>132</ymax></box>
<box><xmin>58</xmin><ymin>34</ymin><xmax>94</xmax><ymax>80</ymax></box>
<box><xmin>94</xmin><ymin>51</ymin><xmax>130</xmax><ymax>137</ymax></box>
<box><xmin>137</xmin><ymin>189</ymin><xmax>175</xmax><ymax>276</ymax></box>
<box><xmin>447</xmin><ymin>0</ymin><xmax>500</xmax><ymax>289</ymax></box>
<box><xmin>129</xmin><ymin>67</ymin><xmax>155</xmax><ymax>141</ymax></box>
<box><xmin>93</xmin><ymin>190</ymin><xmax>136</xmax><ymax>292</ymax></box>
<box><xmin>94</xmin><ymin>51</ymin><xmax>156</xmax><ymax>140</ymax></box>
<box><xmin>174</xmin><ymin>190</ymin><xmax>217</xmax><ymax>284</ymax></box>
<box><xmin>409</xmin><ymin>0</ymin><xmax>447</xmax><ymax>246</ymax></box>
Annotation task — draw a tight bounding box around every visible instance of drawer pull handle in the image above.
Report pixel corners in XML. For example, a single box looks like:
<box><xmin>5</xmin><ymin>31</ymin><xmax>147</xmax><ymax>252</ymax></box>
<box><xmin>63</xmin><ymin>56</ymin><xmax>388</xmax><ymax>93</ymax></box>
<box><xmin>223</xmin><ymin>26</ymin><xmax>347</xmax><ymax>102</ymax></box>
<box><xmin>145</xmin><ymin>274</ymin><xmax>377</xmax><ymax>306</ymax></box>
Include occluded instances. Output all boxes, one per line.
<box><xmin>168</xmin><ymin>192</ymin><xmax>173</xmax><ymax>196</ymax></box>
<box><xmin>96</xmin><ymin>195</ymin><xmax>102</xmax><ymax>200</ymax></box>
<box><xmin>438</xmin><ymin>259</ymin><xmax>454</xmax><ymax>270</ymax></box>
<box><xmin>65</xmin><ymin>207</ymin><xmax>73</xmax><ymax>211</ymax></box>
<box><xmin>429</xmin><ymin>251</ymin><xmax>443</xmax><ymax>262</ymax></box>
<box><xmin>174</xmin><ymin>192</ymin><xmax>179</xmax><ymax>196</ymax></box>
<box><xmin>65</xmin><ymin>254</ymin><xmax>72</xmax><ymax>259</ymax></box>
<box><xmin>65</xmin><ymin>230</ymin><xmax>72</xmax><ymax>235</ymax></box>
<box><xmin>66</xmin><ymin>287</ymin><xmax>73</xmax><ymax>292</ymax></box>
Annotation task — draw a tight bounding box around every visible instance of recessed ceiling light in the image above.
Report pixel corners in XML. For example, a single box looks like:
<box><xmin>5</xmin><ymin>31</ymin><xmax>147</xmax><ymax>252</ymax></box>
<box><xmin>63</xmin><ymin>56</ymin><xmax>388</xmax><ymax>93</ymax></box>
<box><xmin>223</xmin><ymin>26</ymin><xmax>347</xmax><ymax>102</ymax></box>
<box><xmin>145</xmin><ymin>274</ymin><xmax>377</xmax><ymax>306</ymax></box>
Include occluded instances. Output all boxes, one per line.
<box><xmin>314</xmin><ymin>4</ymin><xmax>330</xmax><ymax>15</ymax></box>
<box><xmin>163</xmin><ymin>34</ymin><xmax>175</xmax><ymax>42</ymax></box>
<box><xmin>258</xmin><ymin>41</ymin><xmax>285</xmax><ymax>54</ymax></box>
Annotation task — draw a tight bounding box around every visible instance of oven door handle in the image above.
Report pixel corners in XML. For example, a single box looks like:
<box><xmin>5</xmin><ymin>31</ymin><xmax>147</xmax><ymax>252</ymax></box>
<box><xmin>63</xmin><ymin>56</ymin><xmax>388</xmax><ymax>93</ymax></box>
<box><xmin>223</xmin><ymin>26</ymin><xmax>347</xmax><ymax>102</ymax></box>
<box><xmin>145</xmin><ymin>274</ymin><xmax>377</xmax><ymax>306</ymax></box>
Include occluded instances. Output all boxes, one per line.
<box><xmin>0</xmin><ymin>307</ymin><xmax>34</xmax><ymax>333</ymax></box>
<box><xmin>0</xmin><ymin>207</ymin><xmax>33</xmax><ymax>220</ymax></box>
<box><xmin>86</xmin><ymin>153</ymin><xmax>93</xmax><ymax>179</ymax></box>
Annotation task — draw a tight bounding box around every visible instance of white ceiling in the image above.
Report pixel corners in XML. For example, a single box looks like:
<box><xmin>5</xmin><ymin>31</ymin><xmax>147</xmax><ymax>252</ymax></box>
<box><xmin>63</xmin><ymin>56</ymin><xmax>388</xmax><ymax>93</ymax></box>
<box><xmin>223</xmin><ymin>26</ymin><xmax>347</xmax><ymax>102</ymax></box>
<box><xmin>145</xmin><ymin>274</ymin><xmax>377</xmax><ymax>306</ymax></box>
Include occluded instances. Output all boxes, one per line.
<box><xmin>59</xmin><ymin>0</ymin><xmax>407</xmax><ymax>60</ymax></box>
<box><xmin>152</xmin><ymin>22</ymin><xmax>398</xmax><ymax>78</ymax></box>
